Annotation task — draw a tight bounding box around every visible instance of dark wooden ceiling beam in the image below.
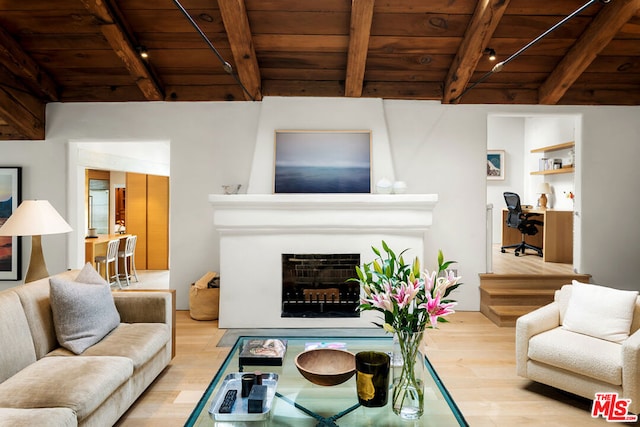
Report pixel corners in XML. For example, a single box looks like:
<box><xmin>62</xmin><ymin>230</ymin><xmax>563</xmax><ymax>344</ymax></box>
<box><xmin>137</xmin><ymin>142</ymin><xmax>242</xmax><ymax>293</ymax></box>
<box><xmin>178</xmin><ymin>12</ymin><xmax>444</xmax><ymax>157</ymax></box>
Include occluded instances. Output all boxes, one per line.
<box><xmin>218</xmin><ymin>0</ymin><xmax>262</xmax><ymax>101</ymax></box>
<box><xmin>538</xmin><ymin>0</ymin><xmax>640</xmax><ymax>105</ymax></box>
<box><xmin>0</xmin><ymin>66</ymin><xmax>45</xmax><ymax>140</ymax></box>
<box><xmin>345</xmin><ymin>0</ymin><xmax>375</xmax><ymax>97</ymax></box>
<box><xmin>0</xmin><ymin>25</ymin><xmax>59</xmax><ymax>102</ymax></box>
<box><xmin>80</xmin><ymin>0</ymin><xmax>164</xmax><ymax>101</ymax></box>
<box><xmin>442</xmin><ymin>0</ymin><xmax>511</xmax><ymax>104</ymax></box>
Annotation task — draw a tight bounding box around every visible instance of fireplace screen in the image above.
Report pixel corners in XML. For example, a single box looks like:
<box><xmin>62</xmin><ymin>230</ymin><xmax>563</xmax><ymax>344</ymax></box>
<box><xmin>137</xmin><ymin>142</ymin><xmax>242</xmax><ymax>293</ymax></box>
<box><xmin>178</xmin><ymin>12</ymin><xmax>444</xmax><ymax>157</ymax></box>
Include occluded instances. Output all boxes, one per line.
<box><xmin>281</xmin><ymin>254</ymin><xmax>361</xmax><ymax>318</ymax></box>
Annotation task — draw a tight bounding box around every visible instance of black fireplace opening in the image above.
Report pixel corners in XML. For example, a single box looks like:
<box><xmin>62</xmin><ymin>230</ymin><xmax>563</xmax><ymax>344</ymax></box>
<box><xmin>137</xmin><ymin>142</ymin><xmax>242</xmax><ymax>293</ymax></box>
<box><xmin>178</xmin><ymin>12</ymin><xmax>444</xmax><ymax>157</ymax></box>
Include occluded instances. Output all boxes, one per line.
<box><xmin>281</xmin><ymin>253</ymin><xmax>361</xmax><ymax>318</ymax></box>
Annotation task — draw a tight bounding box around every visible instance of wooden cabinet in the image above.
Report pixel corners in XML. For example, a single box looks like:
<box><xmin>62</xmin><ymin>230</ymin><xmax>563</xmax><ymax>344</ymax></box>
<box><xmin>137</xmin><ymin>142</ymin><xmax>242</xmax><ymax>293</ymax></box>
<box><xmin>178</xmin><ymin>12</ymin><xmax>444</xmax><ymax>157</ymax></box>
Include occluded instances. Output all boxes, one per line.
<box><xmin>530</xmin><ymin>141</ymin><xmax>574</xmax><ymax>175</ymax></box>
<box><xmin>146</xmin><ymin>175</ymin><xmax>169</xmax><ymax>270</ymax></box>
<box><xmin>126</xmin><ymin>173</ymin><xmax>169</xmax><ymax>270</ymax></box>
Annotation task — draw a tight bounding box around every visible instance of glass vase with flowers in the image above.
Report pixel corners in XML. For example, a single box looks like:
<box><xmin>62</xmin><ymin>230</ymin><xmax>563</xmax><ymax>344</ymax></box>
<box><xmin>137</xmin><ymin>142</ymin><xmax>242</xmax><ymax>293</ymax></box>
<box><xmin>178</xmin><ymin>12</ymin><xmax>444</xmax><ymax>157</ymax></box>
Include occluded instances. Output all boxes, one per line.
<box><xmin>353</xmin><ymin>241</ymin><xmax>462</xmax><ymax>419</ymax></box>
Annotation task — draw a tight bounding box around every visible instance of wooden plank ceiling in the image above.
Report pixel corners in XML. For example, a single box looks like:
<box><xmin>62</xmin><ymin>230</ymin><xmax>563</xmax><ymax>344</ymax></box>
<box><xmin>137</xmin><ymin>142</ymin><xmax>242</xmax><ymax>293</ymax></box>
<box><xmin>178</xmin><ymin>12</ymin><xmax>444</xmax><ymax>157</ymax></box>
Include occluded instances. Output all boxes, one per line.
<box><xmin>0</xmin><ymin>0</ymin><xmax>639</xmax><ymax>140</ymax></box>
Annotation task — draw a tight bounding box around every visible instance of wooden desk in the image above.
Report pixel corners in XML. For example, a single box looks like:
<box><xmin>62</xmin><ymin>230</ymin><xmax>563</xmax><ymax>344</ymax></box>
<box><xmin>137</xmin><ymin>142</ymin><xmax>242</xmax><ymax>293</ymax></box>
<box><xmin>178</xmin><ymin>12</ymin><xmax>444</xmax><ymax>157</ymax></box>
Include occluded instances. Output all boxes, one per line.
<box><xmin>502</xmin><ymin>209</ymin><xmax>573</xmax><ymax>263</ymax></box>
<box><xmin>85</xmin><ymin>234</ymin><xmax>131</xmax><ymax>268</ymax></box>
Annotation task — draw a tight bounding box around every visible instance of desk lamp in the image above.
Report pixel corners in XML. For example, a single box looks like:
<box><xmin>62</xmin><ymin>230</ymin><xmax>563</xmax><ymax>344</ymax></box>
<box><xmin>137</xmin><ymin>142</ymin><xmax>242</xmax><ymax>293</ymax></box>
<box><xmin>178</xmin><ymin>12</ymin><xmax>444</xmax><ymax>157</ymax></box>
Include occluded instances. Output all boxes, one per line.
<box><xmin>537</xmin><ymin>182</ymin><xmax>551</xmax><ymax>209</ymax></box>
<box><xmin>0</xmin><ymin>200</ymin><xmax>72</xmax><ymax>283</ymax></box>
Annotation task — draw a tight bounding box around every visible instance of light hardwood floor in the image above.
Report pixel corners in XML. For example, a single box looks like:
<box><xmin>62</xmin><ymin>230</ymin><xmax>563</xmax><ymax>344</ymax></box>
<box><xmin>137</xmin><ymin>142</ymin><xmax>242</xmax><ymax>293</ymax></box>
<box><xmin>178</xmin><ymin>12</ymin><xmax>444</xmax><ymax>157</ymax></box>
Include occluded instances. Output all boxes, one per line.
<box><xmin>491</xmin><ymin>243</ymin><xmax>575</xmax><ymax>275</ymax></box>
<box><xmin>115</xmin><ymin>310</ymin><xmax>620</xmax><ymax>427</ymax></box>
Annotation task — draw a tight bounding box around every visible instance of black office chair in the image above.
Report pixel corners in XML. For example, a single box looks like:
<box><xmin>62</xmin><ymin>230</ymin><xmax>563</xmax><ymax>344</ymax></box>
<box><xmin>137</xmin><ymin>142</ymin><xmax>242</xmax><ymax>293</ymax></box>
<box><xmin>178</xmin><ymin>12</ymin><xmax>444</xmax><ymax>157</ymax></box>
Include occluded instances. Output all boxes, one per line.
<box><xmin>500</xmin><ymin>192</ymin><xmax>544</xmax><ymax>257</ymax></box>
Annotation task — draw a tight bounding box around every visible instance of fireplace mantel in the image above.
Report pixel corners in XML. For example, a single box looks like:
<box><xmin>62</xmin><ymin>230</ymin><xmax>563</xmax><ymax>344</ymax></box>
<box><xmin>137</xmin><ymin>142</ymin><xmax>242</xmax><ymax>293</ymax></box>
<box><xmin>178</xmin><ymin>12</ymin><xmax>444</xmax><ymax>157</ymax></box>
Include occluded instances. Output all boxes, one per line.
<box><xmin>209</xmin><ymin>193</ymin><xmax>438</xmax><ymax>328</ymax></box>
<box><xmin>209</xmin><ymin>194</ymin><xmax>438</xmax><ymax>234</ymax></box>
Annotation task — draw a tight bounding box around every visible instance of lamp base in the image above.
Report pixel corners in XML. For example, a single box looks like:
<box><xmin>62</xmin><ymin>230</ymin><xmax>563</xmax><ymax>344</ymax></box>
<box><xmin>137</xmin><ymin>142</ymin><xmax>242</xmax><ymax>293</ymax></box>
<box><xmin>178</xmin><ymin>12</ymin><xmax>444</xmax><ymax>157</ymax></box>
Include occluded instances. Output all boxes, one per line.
<box><xmin>538</xmin><ymin>193</ymin><xmax>548</xmax><ymax>209</ymax></box>
<box><xmin>25</xmin><ymin>235</ymin><xmax>50</xmax><ymax>283</ymax></box>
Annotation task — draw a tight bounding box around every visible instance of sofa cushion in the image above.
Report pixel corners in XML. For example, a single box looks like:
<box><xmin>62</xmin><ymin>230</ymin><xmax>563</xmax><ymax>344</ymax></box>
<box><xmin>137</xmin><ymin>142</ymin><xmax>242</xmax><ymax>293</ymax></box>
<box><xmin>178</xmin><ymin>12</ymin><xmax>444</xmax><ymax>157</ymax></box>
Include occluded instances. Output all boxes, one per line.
<box><xmin>50</xmin><ymin>275</ymin><xmax>120</xmax><ymax>354</ymax></box>
<box><xmin>0</xmin><ymin>356</ymin><xmax>133</xmax><ymax>421</ymax></box>
<box><xmin>562</xmin><ymin>280</ymin><xmax>638</xmax><ymax>343</ymax></box>
<box><xmin>48</xmin><ymin>323</ymin><xmax>170</xmax><ymax>369</ymax></box>
<box><xmin>12</xmin><ymin>272</ymin><xmax>77</xmax><ymax>359</ymax></box>
<box><xmin>75</xmin><ymin>262</ymin><xmax>109</xmax><ymax>285</ymax></box>
<box><xmin>0</xmin><ymin>407</ymin><xmax>77</xmax><ymax>427</ymax></box>
<box><xmin>529</xmin><ymin>327</ymin><xmax>622</xmax><ymax>385</ymax></box>
<box><xmin>0</xmin><ymin>291</ymin><xmax>37</xmax><ymax>383</ymax></box>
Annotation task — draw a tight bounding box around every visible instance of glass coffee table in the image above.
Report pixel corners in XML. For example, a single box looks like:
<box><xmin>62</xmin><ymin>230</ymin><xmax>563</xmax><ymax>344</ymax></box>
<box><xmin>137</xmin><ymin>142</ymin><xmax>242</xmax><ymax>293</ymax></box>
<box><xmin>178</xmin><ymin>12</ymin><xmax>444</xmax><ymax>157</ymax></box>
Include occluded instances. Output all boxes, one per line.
<box><xmin>185</xmin><ymin>336</ymin><xmax>467</xmax><ymax>426</ymax></box>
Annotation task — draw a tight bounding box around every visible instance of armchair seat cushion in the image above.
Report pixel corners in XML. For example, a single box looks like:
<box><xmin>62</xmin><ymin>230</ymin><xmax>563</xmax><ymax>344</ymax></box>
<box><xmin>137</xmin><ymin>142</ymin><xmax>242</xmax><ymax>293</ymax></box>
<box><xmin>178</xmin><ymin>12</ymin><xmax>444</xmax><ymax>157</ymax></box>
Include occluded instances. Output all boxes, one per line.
<box><xmin>529</xmin><ymin>327</ymin><xmax>622</xmax><ymax>385</ymax></box>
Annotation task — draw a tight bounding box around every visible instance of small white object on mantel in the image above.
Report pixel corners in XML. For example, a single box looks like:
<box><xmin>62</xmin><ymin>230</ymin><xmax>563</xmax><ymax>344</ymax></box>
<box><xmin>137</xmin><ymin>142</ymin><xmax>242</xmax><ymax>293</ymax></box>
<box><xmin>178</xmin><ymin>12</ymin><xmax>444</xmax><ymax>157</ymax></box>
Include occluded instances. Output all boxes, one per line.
<box><xmin>375</xmin><ymin>178</ymin><xmax>393</xmax><ymax>194</ymax></box>
<box><xmin>393</xmin><ymin>181</ymin><xmax>407</xmax><ymax>194</ymax></box>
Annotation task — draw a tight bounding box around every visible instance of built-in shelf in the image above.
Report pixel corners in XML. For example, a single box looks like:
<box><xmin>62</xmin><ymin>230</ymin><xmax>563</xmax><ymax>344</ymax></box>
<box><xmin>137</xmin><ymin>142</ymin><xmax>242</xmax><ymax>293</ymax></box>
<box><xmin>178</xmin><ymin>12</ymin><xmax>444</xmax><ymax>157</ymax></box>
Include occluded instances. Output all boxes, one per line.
<box><xmin>530</xmin><ymin>141</ymin><xmax>574</xmax><ymax>153</ymax></box>
<box><xmin>531</xmin><ymin>167</ymin><xmax>574</xmax><ymax>175</ymax></box>
<box><xmin>531</xmin><ymin>141</ymin><xmax>575</xmax><ymax>175</ymax></box>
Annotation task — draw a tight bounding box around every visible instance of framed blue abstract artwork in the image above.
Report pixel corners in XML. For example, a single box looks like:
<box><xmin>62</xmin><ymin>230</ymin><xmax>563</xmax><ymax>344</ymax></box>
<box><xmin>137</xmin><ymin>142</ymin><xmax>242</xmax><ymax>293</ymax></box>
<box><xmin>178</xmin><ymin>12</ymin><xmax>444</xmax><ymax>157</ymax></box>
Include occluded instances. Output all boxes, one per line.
<box><xmin>274</xmin><ymin>131</ymin><xmax>372</xmax><ymax>193</ymax></box>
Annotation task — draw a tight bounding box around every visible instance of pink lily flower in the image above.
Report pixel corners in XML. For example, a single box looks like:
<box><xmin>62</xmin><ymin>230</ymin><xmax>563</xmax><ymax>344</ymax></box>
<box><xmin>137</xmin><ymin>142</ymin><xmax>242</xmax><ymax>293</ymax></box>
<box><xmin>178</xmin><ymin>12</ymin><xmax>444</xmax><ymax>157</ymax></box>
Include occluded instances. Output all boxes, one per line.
<box><xmin>370</xmin><ymin>292</ymin><xmax>393</xmax><ymax>312</ymax></box>
<box><xmin>423</xmin><ymin>270</ymin><xmax>437</xmax><ymax>292</ymax></box>
<box><xmin>419</xmin><ymin>293</ymin><xmax>458</xmax><ymax>328</ymax></box>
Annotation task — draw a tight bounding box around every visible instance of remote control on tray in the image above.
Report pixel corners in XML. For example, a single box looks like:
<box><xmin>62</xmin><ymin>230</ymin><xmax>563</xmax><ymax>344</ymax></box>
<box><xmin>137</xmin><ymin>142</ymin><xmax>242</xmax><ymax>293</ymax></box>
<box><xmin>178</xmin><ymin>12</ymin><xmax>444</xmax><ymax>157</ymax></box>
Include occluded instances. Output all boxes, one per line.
<box><xmin>217</xmin><ymin>389</ymin><xmax>237</xmax><ymax>413</ymax></box>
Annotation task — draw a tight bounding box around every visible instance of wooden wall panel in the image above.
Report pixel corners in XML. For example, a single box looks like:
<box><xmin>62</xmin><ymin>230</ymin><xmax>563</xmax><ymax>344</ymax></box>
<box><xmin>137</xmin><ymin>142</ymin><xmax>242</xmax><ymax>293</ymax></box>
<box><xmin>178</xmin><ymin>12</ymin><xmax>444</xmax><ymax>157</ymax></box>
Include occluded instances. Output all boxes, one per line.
<box><xmin>126</xmin><ymin>172</ymin><xmax>148</xmax><ymax>269</ymax></box>
<box><xmin>125</xmin><ymin>172</ymin><xmax>169</xmax><ymax>271</ymax></box>
<box><xmin>146</xmin><ymin>175</ymin><xmax>169</xmax><ymax>270</ymax></box>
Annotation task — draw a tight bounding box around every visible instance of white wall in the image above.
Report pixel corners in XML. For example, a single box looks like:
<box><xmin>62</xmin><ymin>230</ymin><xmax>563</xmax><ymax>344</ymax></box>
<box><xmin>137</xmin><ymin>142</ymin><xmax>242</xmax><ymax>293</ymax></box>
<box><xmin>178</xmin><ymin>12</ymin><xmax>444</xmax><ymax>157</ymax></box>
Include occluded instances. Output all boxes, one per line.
<box><xmin>487</xmin><ymin>116</ymin><xmax>525</xmax><ymax>243</ymax></box>
<box><xmin>0</xmin><ymin>141</ymin><xmax>68</xmax><ymax>291</ymax></box>
<box><xmin>1</xmin><ymin>99</ymin><xmax>638</xmax><ymax>304</ymax></box>
<box><xmin>383</xmin><ymin>101</ymin><xmax>486</xmax><ymax>309</ymax></box>
<box><xmin>580</xmin><ymin>108</ymin><xmax>640</xmax><ymax>288</ymax></box>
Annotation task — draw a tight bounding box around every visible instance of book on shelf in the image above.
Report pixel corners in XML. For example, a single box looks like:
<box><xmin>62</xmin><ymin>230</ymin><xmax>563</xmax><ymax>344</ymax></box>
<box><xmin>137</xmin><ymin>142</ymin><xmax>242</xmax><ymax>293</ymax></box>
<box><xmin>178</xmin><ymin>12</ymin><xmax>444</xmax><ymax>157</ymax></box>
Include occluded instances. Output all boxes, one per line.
<box><xmin>239</xmin><ymin>338</ymin><xmax>288</xmax><ymax>366</ymax></box>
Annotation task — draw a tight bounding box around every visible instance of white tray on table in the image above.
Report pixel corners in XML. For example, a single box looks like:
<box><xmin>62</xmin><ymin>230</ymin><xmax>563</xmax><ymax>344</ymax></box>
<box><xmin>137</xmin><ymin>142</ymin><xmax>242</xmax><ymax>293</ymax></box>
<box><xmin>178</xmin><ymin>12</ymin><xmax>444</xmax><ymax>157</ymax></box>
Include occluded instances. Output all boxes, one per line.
<box><xmin>208</xmin><ymin>372</ymin><xmax>278</xmax><ymax>421</ymax></box>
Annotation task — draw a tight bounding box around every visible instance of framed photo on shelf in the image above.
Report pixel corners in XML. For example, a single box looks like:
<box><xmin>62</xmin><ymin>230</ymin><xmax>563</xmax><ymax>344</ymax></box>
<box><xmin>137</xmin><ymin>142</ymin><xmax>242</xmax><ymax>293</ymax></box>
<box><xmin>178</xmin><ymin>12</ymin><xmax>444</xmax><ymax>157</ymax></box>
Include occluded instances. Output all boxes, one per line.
<box><xmin>0</xmin><ymin>167</ymin><xmax>22</xmax><ymax>280</ymax></box>
<box><xmin>274</xmin><ymin>130</ymin><xmax>371</xmax><ymax>193</ymax></box>
<box><xmin>487</xmin><ymin>150</ymin><xmax>505</xmax><ymax>181</ymax></box>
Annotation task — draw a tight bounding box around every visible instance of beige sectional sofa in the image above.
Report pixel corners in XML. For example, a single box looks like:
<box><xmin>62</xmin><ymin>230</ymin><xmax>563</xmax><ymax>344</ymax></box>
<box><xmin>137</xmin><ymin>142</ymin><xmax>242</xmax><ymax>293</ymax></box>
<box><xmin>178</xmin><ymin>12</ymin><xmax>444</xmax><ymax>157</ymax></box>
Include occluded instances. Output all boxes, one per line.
<box><xmin>0</xmin><ymin>269</ymin><xmax>173</xmax><ymax>427</ymax></box>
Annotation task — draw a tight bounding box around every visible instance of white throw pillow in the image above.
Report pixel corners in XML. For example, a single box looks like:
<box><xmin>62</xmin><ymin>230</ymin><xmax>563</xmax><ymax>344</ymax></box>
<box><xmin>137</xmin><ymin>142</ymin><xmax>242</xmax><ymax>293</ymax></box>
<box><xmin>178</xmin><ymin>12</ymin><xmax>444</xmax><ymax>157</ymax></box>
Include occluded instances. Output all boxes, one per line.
<box><xmin>49</xmin><ymin>264</ymin><xmax>120</xmax><ymax>354</ymax></box>
<box><xmin>562</xmin><ymin>280</ymin><xmax>638</xmax><ymax>343</ymax></box>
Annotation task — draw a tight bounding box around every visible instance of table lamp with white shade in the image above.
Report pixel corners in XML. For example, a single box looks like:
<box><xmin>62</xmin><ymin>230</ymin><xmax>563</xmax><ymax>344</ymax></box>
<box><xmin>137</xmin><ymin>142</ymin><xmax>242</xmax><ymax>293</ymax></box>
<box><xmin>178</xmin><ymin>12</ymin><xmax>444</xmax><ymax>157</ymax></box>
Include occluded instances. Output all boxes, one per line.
<box><xmin>0</xmin><ymin>200</ymin><xmax>72</xmax><ymax>283</ymax></box>
<box><xmin>537</xmin><ymin>182</ymin><xmax>552</xmax><ymax>209</ymax></box>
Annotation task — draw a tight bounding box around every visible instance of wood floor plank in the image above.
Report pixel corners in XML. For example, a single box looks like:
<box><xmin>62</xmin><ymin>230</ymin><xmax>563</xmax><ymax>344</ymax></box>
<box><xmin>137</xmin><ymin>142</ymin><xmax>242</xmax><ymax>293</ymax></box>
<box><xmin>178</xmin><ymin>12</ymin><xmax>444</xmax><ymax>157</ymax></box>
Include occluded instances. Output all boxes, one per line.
<box><xmin>491</xmin><ymin>243</ymin><xmax>575</xmax><ymax>275</ymax></box>
<box><xmin>114</xmin><ymin>310</ymin><xmax>613</xmax><ymax>426</ymax></box>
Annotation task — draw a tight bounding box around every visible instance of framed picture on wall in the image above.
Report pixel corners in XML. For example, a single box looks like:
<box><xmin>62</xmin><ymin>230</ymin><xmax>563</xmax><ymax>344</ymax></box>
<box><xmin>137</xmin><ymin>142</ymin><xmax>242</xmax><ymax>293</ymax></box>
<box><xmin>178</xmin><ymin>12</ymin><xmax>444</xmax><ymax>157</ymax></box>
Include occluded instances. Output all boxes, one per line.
<box><xmin>0</xmin><ymin>167</ymin><xmax>22</xmax><ymax>280</ymax></box>
<box><xmin>487</xmin><ymin>150</ymin><xmax>505</xmax><ymax>180</ymax></box>
<box><xmin>274</xmin><ymin>130</ymin><xmax>372</xmax><ymax>193</ymax></box>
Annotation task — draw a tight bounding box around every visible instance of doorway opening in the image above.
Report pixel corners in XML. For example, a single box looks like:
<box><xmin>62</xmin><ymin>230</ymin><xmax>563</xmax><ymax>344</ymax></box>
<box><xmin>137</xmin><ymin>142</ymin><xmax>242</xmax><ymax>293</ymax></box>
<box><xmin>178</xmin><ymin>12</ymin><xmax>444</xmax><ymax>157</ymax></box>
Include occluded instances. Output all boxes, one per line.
<box><xmin>69</xmin><ymin>141</ymin><xmax>170</xmax><ymax>284</ymax></box>
<box><xmin>486</xmin><ymin>113</ymin><xmax>580</xmax><ymax>274</ymax></box>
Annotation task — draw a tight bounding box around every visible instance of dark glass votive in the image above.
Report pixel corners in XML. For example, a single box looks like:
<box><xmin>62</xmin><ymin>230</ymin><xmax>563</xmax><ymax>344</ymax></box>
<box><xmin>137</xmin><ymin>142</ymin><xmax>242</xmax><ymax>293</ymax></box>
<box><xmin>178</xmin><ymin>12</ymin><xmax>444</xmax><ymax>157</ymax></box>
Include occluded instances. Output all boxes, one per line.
<box><xmin>355</xmin><ymin>351</ymin><xmax>390</xmax><ymax>407</ymax></box>
<box><xmin>241</xmin><ymin>373</ymin><xmax>255</xmax><ymax>397</ymax></box>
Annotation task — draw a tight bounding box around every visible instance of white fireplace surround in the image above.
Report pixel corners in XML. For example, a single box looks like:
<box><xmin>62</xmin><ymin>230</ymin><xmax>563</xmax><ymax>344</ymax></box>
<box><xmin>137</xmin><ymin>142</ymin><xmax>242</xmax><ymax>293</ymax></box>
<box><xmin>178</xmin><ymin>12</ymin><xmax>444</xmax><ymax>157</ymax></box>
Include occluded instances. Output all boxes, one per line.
<box><xmin>210</xmin><ymin>194</ymin><xmax>438</xmax><ymax>328</ymax></box>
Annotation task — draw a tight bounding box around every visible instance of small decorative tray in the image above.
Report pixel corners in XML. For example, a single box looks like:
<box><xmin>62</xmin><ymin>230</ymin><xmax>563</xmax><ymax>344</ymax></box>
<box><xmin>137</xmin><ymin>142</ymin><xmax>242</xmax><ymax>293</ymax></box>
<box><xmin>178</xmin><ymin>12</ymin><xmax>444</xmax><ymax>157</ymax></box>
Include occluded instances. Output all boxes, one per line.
<box><xmin>208</xmin><ymin>372</ymin><xmax>278</xmax><ymax>421</ymax></box>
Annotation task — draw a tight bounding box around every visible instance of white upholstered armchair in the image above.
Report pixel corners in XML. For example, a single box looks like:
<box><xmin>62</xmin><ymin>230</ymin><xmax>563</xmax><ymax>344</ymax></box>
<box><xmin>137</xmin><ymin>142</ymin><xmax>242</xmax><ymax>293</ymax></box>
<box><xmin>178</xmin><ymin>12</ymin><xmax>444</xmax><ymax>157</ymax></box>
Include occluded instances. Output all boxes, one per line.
<box><xmin>516</xmin><ymin>281</ymin><xmax>640</xmax><ymax>414</ymax></box>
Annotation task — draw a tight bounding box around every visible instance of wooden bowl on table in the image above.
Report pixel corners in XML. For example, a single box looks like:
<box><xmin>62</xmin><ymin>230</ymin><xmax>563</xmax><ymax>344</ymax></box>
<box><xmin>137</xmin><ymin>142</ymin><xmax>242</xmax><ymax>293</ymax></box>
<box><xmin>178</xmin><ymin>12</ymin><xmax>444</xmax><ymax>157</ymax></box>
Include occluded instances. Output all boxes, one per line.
<box><xmin>294</xmin><ymin>348</ymin><xmax>356</xmax><ymax>386</ymax></box>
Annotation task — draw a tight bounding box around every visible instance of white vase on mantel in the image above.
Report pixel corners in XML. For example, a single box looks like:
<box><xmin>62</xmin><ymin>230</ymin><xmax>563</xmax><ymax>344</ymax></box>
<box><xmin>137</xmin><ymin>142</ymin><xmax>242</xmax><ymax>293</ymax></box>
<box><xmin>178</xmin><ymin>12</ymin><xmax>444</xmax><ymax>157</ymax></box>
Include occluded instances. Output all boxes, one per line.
<box><xmin>393</xmin><ymin>181</ymin><xmax>407</xmax><ymax>194</ymax></box>
<box><xmin>376</xmin><ymin>178</ymin><xmax>393</xmax><ymax>194</ymax></box>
